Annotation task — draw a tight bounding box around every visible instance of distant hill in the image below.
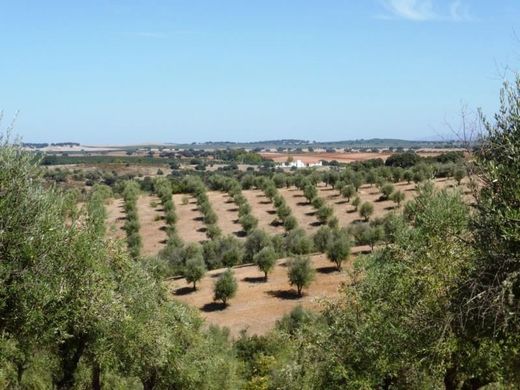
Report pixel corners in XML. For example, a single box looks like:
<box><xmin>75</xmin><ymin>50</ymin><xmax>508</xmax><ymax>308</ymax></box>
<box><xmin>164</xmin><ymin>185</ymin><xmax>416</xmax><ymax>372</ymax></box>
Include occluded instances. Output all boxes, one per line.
<box><xmin>167</xmin><ymin>138</ymin><xmax>463</xmax><ymax>150</ymax></box>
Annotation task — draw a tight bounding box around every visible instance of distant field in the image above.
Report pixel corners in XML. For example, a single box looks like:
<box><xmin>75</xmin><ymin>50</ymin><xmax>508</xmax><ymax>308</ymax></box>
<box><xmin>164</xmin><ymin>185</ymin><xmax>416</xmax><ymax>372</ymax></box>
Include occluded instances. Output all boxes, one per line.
<box><xmin>260</xmin><ymin>149</ymin><xmax>457</xmax><ymax>164</ymax></box>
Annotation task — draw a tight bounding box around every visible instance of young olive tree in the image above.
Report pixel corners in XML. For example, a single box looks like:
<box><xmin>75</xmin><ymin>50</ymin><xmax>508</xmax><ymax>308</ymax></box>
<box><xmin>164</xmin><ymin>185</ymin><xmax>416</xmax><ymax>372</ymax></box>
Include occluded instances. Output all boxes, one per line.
<box><xmin>359</xmin><ymin>201</ymin><xmax>374</xmax><ymax>222</ymax></box>
<box><xmin>254</xmin><ymin>246</ymin><xmax>277</xmax><ymax>281</ymax></box>
<box><xmin>213</xmin><ymin>269</ymin><xmax>238</xmax><ymax>306</ymax></box>
<box><xmin>184</xmin><ymin>255</ymin><xmax>207</xmax><ymax>290</ymax></box>
<box><xmin>287</xmin><ymin>256</ymin><xmax>316</xmax><ymax>297</ymax></box>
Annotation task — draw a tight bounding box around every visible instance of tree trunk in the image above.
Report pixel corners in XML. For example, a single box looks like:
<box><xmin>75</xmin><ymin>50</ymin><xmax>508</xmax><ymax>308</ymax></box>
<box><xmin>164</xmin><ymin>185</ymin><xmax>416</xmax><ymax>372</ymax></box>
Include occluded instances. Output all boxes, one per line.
<box><xmin>91</xmin><ymin>362</ymin><xmax>101</xmax><ymax>390</ymax></box>
<box><xmin>56</xmin><ymin>335</ymin><xmax>88</xmax><ymax>390</ymax></box>
<box><xmin>264</xmin><ymin>272</ymin><xmax>268</xmax><ymax>281</ymax></box>
<box><xmin>193</xmin><ymin>281</ymin><xmax>197</xmax><ymax>290</ymax></box>
<box><xmin>443</xmin><ymin>364</ymin><xmax>458</xmax><ymax>390</ymax></box>
<box><xmin>297</xmin><ymin>286</ymin><xmax>302</xmax><ymax>296</ymax></box>
<box><xmin>142</xmin><ymin>370</ymin><xmax>157</xmax><ymax>390</ymax></box>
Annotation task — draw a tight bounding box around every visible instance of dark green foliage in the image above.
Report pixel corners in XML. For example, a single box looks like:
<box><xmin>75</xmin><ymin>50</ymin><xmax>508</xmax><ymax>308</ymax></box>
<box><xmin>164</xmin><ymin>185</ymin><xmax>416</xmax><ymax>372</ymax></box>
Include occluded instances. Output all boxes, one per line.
<box><xmin>326</xmin><ymin>228</ymin><xmax>351</xmax><ymax>270</ymax></box>
<box><xmin>313</xmin><ymin>225</ymin><xmax>333</xmax><ymax>252</ymax></box>
<box><xmin>390</xmin><ymin>190</ymin><xmax>405</xmax><ymax>207</ymax></box>
<box><xmin>184</xmin><ymin>255</ymin><xmax>207</xmax><ymax>290</ymax></box>
<box><xmin>316</xmin><ymin>205</ymin><xmax>333</xmax><ymax>224</ymax></box>
<box><xmin>244</xmin><ymin>229</ymin><xmax>271</xmax><ymax>261</ymax></box>
<box><xmin>287</xmin><ymin>256</ymin><xmax>315</xmax><ymax>296</ymax></box>
<box><xmin>276</xmin><ymin>305</ymin><xmax>316</xmax><ymax>335</ymax></box>
<box><xmin>340</xmin><ymin>184</ymin><xmax>355</xmax><ymax>201</ymax></box>
<box><xmin>254</xmin><ymin>246</ymin><xmax>277</xmax><ymax>280</ymax></box>
<box><xmin>380</xmin><ymin>182</ymin><xmax>395</xmax><ymax>200</ymax></box>
<box><xmin>359</xmin><ymin>201</ymin><xmax>374</xmax><ymax>221</ymax></box>
<box><xmin>385</xmin><ymin>151</ymin><xmax>420</xmax><ymax>168</ymax></box>
<box><xmin>285</xmin><ymin>228</ymin><xmax>313</xmax><ymax>255</ymax></box>
<box><xmin>214</xmin><ymin>269</ymin><xmax>238</xmax><ymax>305</ymax></box>
<box><xmin>465</xmin><ymin>78</ymin><xmax>520</xmax><ymax>338</ymax></box>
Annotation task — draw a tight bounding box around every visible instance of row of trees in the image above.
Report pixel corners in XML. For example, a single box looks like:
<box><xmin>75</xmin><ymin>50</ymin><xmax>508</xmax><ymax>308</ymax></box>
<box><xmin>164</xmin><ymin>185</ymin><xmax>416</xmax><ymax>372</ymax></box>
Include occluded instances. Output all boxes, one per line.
<box><xmin>260</xmin><ymin>178</ymin><xmax>299</xmax><ymax>231</ymax></box>
<box><xmin>122</xmin><ymin>180</ymin><xmax>142</xmax><ymax>258</ymax></box>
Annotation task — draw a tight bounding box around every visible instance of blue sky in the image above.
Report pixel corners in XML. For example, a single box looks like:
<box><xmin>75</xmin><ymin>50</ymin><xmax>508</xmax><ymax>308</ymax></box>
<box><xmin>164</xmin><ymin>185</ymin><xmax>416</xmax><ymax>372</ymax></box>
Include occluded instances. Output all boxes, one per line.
<box><xmin>1</xmin><ymin>0</ymin><xmax>519</xmax><ymax>144</ymax></box>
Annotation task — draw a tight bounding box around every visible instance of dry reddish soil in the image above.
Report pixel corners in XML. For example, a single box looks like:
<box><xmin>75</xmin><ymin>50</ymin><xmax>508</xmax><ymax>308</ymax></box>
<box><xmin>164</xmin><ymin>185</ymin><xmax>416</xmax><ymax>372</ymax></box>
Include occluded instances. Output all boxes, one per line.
<box><xmin>206</xmin><ymin>191</ymin><xmax>244</xmax><ymax>238</ymax></box>
<box><xmin>172</xmin><ymin>194</ymin><xmax>207</xmax><ymax>243</ymax></box>
<box><xmin>242</xmin><ymin>189</ymin><xmax>286</xmax><ymax>235</ymax></box>
<box><xmin>260</xmin><ymin>150</ymin><xmax>456</xmax><ymax>164</ymax></box>
<box><xmin>168</xmin><ymin>248</ymin><xmax>370</xmax><ymax>337</ymax></box>
<box><xmin>278</xmin><ymin>187</ymin><xmax>321</xmax><ymax>234</ymax></box>
<box><xmin>105</xmin><ymin>198</ymin><xmax>126</xmax><ymax>240</ymax></box>
<box><xmin>260</xmin><ymin>151</ymin><xmax>390</xmax><ymax>164</ymax></box>
<box><xmin>137</xmin><ymin>195</ymin><xmax>168</xmax><ymax>257</ymax></box>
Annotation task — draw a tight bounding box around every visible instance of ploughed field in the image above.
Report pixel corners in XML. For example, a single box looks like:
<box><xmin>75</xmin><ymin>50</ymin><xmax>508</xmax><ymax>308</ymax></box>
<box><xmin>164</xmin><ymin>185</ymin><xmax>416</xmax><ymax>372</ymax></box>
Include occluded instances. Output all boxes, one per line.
<box><xmin>105</xmin><ymin>178</ymin><xmax>471</xmax><ymax>335</ymax></box>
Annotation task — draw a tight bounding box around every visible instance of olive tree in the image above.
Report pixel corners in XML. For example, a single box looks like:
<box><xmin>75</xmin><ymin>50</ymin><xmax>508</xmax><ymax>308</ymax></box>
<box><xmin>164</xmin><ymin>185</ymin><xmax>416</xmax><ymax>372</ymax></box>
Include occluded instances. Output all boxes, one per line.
<box><xmin>214</xmin><ymin>269</ymin><xmax>238</xmax><ymax>306</ymax></box>
<box><xmin>287</xmin><ymin>256</ymin><xmax>316</xmax><ymax>296</ymax></box>
<box><xmin>184</xmin><ymin>255</ymin><xmax>207</xmax><ymax>290</ymax></box>
<box><xmin>326</xmin><ymin>229</ymin><xmax>351</xmax><ymax>270</ymax></box>
<box><xmin>254</xmin><ymin>246</ymin><xmax>277</xmax><ymax>281</ymax></box>
<box><xmin>359</xmin><ymin>201</ymin><xmax>374</xmax><ymax>222</ymax></box>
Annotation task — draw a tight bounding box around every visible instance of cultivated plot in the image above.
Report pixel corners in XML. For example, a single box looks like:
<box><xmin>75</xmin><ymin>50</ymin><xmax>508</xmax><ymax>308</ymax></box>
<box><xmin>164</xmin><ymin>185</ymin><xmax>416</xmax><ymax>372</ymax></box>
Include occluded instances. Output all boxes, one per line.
<box><xmin>242</xmin><ymin>189</ymin><xmax>285</xmax><ymax>235</ymax></box>
<box><xmin>206</xmin><ymin>191</ymin><xmax>243</xmax><ymax>238</ymax></box>
<box><xmin>172</xmin><ymin>193</ymin><xmax>207</xmax><ymax>243</ymax></box>
<box><xmin>137</xmin><ymin>195</ymin><xmax>168</xmax><ymax>257</ymax></box>
<box><xmin>278</xmin><ymin>186</ymin><xmax>320</xmax><ymax>234</ymax></box>
<box><xmin>105</xmin><ymin>198</ymin><xmax>126</xmax><ymax>240</ymax></box>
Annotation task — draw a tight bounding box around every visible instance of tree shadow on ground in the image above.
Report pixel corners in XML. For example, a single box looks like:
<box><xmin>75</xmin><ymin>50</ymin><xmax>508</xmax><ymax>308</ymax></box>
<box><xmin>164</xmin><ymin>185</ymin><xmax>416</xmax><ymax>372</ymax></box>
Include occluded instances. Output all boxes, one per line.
<box><xmin>234</xmin><ymin>230</ymin><xmax>247</xmax><ymax>238</ymax></box>
<box><xmin>266</xmin><ymin>289</ymin><xmax>301</xmax><ymax>300</ymax></box>
<box><xmin>310</xmin><ymin>221</ymin><xmax>323</xmax><ymax>227</ymax></box>
<box><xmin>316</xmin><ymin>266</ymin><xmax>339</xmax><ymax>274</ymax></box>
<box><xmin>193</xmin><ymin>216</ymin><xmax>204</xmax><ymax>222</ymax></box>
<box><xmin>227</xmin><ymin>207</ymin><xmax>239</xmax><ymax>212</ymax></box>
<box><xmin>196</xmin><ymin>227</ymin><xmax>207</xmax><ymax>233</ymax></box>
<box><xmin>243</xmin><ymin>276</ymin><xmax>266</xmax><ymax>284</ymax></box>
<box><xmin>259</xmin><ymin>200</ymin><xmax>271</xmax><ymax>205</ymax></box>
<box><xmin>200</xmin><ymin>302</ymin><xmax>227</xmax><ymax>312</ymax></box>
<box><xmin>335</xmin><ymin>200</ymin><xmax>348</xmax><ymax>205</ymax></box>
<box><xmin>173</xmin><ymin>286</ymin><xmax>195</xmax><ymax>296</ymax></box>
<box><xmin>266</xmin><ymin>209</ymin><xmax>276</xmax><ymax>215</ymax></box>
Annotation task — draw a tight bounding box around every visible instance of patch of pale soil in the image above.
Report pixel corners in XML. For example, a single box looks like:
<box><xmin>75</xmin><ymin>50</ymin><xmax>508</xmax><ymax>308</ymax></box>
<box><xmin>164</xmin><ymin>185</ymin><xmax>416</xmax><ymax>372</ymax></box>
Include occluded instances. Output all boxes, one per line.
<box><xmin>242</xmin><ymin>189</ymin><xmax>285</xmax><ymax>235</ymax></box>
<box><xmin>172</xmin><ymin>194</ymin><xmax>207</xmax><ymax>243</ymax></box>
<box><xmin>137</xmin><ymin>195</ymin><xmax>168</xmax><ymax>257</ymax></box>
<box><xmin>105</xmin><ymin>198</ymin><xmax>126</xmax><ymax>240</ymax></box>
<box><xmin>168</xmin><ymin>246</ymin><xmax>371</xmax><ymax>338</ymax></box>
<box><xmin>207</xmin><ymin>191</ymin><xmax>243</xmax><ymax>238</ymax></box>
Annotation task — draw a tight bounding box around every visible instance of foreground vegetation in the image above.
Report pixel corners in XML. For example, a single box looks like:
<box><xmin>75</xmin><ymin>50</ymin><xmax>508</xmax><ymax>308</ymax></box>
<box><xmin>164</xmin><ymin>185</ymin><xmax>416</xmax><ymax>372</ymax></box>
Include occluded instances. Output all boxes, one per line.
<box><xmin>1</xmin><ymin>79</ymin><xmax>519</xmax><ymax>389</ymax></box>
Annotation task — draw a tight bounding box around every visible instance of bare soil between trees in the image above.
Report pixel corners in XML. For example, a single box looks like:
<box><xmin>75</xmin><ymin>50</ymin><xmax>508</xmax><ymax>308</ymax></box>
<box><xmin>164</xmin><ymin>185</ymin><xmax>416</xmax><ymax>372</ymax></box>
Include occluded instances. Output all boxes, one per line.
<box><xmin>167</xmin><ymin>249</ymin><xmax>369</xmax><ymax>337</ymax></box>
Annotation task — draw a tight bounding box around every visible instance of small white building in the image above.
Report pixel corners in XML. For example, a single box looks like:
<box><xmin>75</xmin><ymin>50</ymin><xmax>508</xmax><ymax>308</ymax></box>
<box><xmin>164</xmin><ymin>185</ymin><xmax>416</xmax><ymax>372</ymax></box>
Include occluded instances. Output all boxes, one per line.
<box><xmin>278</xmin><ymin>159</ymin><xmax>322</xmax><ymax>169</ymax></box>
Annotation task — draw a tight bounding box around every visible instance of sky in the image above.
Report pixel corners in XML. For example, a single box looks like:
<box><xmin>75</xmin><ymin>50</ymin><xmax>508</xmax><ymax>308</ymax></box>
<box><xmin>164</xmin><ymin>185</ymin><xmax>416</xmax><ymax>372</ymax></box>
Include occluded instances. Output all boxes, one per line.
<box><xmin>1</xmin><ymin>0</ymin><xmax>519</xmax><ymax>144</ymax></box>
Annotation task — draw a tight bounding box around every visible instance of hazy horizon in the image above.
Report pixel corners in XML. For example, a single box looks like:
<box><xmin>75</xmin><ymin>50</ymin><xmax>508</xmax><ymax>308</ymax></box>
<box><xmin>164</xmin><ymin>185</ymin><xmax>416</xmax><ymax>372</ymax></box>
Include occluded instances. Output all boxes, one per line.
<box><xmin>2</xmin><ymin>1</ymin><xmax>519</xmax><ymax>144</ymax></box>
